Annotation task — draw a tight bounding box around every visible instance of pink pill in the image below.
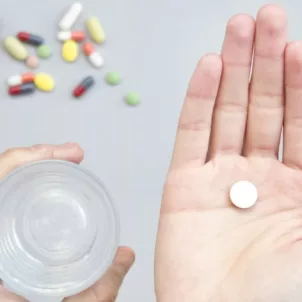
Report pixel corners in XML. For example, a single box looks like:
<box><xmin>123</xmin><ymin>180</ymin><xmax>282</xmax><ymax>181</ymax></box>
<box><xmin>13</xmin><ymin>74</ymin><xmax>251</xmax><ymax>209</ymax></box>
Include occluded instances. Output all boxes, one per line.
<box><xmin>25</xmin><ymin>55</ymin><xmax>40</xmax><ymax>69</ymax></box>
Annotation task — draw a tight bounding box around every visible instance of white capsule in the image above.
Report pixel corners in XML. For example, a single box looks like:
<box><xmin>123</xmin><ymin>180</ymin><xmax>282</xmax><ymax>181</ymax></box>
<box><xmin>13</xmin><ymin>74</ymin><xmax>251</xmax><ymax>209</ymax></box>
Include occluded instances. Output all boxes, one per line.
<box><xmin>89</xmin><ymin>52</ymin><xmax>104</xmax><ymax>68</ymax></box>
<box><xmin>229</xmin><ymin>181</ymin><xmax>258</xmax><ymax>209</ymax></box>
<box><xmin>59</xmin><ymin>2</ymin><xmax>83</xmax><ymax>31</ymax></box>
<box><xmin>58</xmin><ymin>30</ymin><xmax>86</xmax><ymax>42</ymax></box>
<box><xmin>7</xmin><ymin>72</ymin><xmax>35</xmax><ymax>87</ymax></box>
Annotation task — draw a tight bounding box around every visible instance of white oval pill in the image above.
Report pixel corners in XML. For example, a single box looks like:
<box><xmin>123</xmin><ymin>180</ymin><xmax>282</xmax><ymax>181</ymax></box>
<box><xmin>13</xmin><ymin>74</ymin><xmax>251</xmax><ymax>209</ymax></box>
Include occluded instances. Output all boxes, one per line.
<box><xmin>229</xmin><ymin>181</ymin><xmax>258</xmax><ymax>209</ymax></box>
<box><xmin>59</xmin><ymin>2</ymin><xmax>83</xmax><ymax>31</ymax></box>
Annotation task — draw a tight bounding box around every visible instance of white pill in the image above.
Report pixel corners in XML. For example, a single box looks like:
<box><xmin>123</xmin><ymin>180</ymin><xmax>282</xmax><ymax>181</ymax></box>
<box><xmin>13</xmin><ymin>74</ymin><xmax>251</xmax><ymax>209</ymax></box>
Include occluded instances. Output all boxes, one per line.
<box><xmin>59</xmin><ymin>2</ymin><xmax>83</xmax><ymax>31</ymax></box>
<box><xmin>57</xmin><ymin>31</ymin><xmax>70</xmax><ymax>41</ymax></box>
<box><xmin>229</xmin><ymin>181</ymin><xmax>258</xmax><ymax>209</ymax></box>
<box><xmin>57</xmin><ymin>31</ymin><xmax>85</xmax><ymax>42</ymax></box>
<box><xmin>7</xmin><ymin>72</ymin><xmax>35</xmax><ymax>87</ymax></box>
<box><xmin>89</xmin><ymin>52</ymin><xmax>104</xmax><ymax>68</ymax></box>
<box><xmin>83</xmin><ymin>42</ymin><xmax>104</xmax><ymax>68</ymax></box>
<box><xmin>7</xmin><ymin>75</ymin><xmax>22</xmax><ymax>86</ymax></box>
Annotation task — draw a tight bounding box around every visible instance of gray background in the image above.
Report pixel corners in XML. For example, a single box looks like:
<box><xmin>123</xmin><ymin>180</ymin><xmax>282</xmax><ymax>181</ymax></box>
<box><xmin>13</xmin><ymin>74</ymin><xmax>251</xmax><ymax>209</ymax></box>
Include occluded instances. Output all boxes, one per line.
<box><xmin>0</xmin><ymin>0</ymin><xmax>298</xmax><ymax>300</ymax></box>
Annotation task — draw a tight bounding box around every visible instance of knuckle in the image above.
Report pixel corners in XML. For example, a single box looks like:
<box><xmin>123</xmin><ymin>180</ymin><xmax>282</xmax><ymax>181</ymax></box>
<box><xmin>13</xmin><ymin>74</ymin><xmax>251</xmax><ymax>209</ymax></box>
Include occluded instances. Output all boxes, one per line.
<box><xmin>287</xmin><ymin>116</ymin><xmax>302</xmax><ymax>128</ymax></box>
<box><xmin>178</xmin><ymin>119</ymin><xmax>210</xmax><ymax>132</ymax></box>
<box><xmin>92</xmin><ymin>284</ymin><xmax>118</xmax><ymax>302</ymax></box>
<box><xmin>3</xmin><ymin>148</ymin><xmax>23</xmax><ymax>160</ymax></box>
<box><xmin>101</xmin><ymin>294</ymin><xmax>117</xmax><ymax>302</ymax></box>
<box><xmin>110</xmin><ymin>266</ymin><xmax>126</xmax><ymax>283</ymax></box>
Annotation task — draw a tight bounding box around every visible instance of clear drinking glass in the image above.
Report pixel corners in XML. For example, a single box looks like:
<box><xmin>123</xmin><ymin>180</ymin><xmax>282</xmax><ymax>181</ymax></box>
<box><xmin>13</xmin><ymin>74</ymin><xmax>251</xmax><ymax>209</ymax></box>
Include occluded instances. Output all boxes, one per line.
<box><xmin>0</xmin><ymin>160</ymin><xmax>119</xmax><ymax>301</ymax></box>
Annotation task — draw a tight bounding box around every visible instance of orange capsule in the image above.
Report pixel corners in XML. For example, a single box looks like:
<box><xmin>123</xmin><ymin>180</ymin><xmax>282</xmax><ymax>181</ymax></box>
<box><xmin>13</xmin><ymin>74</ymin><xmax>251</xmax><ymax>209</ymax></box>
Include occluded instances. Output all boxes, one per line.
<box><xmin>83</xmin><ymin>42</ymin><xmax>94</xmax><ymax>56</ymax></box>
<box><xmin>7</xmin><ymin>72</ymin><xmax>35</xmax><ymax>87</ymax></box>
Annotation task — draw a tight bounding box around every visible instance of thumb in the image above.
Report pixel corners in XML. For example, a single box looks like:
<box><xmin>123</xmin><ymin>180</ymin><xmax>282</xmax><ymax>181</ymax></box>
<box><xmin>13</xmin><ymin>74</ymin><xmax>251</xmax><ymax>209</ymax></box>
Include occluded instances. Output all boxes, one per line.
<box><xmin>91</xmin><ymin>246</ymin><xmax>135</xmax><ymax>301</ymax></box>
<box><xmin>0</xmin><ymin>280</ymin><xmax>27</xmax><ymax>301</ymax></box>
<box><xmin>64</xmin><ymin>246</ymin><xmax>135</xmax><ymax>302</ymax></box>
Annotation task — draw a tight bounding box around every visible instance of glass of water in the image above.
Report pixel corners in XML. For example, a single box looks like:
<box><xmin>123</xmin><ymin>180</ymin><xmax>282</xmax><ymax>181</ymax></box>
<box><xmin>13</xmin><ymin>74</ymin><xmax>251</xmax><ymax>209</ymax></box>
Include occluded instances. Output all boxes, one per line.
<box><xmin>0</xmin><ymin>160</ymin><xmax>119</xmax><ymax>302</ymax></box>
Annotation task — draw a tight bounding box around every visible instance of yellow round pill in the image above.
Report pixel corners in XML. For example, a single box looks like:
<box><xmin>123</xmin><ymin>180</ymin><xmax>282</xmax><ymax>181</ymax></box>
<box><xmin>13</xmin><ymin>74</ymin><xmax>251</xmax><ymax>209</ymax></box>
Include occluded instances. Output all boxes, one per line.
<box><xmin>62</xmin><ymin>40</ymin><xmax>78</xmax><ymax>62</ymax></box>
<box><xmin>34</xmin><ymin>73</ymin><xmax>55</xmax><ymax>92</ymax></box>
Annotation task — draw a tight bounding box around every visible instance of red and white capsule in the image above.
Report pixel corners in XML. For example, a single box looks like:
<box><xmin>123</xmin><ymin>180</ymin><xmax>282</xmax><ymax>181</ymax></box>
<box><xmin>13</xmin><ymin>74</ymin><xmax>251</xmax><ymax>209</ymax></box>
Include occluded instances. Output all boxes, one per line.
<box><xmin>83</xmin><ymin>42</ymin><xmax>104</xmax><ymax>68</ymax></box>
<box><xmin>57</xmin><ymin>31</ymin><xmax>86</xmax><ymax>42</ymax></box>
<box><xmin>7</xmin><ymin>72</ymin><xmax>35</xmax><ymax>87</ymax></box>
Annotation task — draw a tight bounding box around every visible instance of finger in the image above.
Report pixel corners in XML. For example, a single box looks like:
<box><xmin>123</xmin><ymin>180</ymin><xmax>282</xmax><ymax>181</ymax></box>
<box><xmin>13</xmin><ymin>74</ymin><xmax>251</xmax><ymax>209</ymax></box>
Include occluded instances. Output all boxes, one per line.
<box><xmin>0</xmin><ymin>143</ymin><xmax>84</xmax><ymax>179</ymax></box>
<box><xmin>90</xmin><ymin>246</ymin><xmax>135</xmax><ymax>301</ymax></box>
<box><xmin>208</xmin><ymin>14</ymin><xmax>255</xmax><ymax>158</ymax></box>
<box><xmin>170</xmin><ymin>54</ymin><xmax>222</xmax><ymax>169</ymax></box>
<box><xmin>283</xmin><ymin>41</ymin><xmax>302</xmax><ymax>168</ymax></box>
<box><xmin>244</xmin><ymin>4</ymin><xmax>287</xmax><ymax>157</ymax></box>
<box><xmin>63</xmin><ymin>247</ymin><xmax>135</xmax><ymax>302</ymax></box>
<box><xmin>0</xmin><ymin>282</ymin><xmax>27</xmax><ymax>301</ymax></box>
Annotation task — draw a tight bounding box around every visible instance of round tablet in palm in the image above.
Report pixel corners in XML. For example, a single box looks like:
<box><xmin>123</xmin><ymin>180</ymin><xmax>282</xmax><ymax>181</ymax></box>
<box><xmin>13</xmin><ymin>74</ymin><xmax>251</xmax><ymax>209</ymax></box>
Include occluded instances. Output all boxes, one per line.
<box><xmin>229</xmin><ymin>181</ymin><xmax>258</xmax><ymax>209</ymax></box>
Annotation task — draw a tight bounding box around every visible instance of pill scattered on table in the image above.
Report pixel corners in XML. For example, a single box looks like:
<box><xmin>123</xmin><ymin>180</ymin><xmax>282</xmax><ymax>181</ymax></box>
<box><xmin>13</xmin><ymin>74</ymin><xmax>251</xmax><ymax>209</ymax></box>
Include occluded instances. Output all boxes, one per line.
<box><xmin>59</xmin><ymin>2</ymin><xmax>83</xmax><ymax>31</ymax></box>
<box><xmin>229</xmin><ymin>180</ymin><xmax>258</xmax><ymax>209</ymax></box>
<box><xmin>73</xmin><ymin>76</ymin><xmax>95</xmax><ymax>98</ymax></box>
<box><xmin>3</xmin><ymin>3</ymin><xmax>141</xmax><ymax>104</ymax></box>
<box><xmin>62</xmin><ymin>39</ymin><xmax>78</xmax><ymax>62</ymax></box>
<box><xmin>83</xmin><ymin>42</ymin><xmax>104</xmax><ymax>68</ymax></box>
<box><xmin>17</xmin><ymin>32</ymin><xmax>44</xmax><ymax>46</ymax></box>
<box><xmin>3</xmin><ymin>36</ymin><xmax>28</xmax><ymax>61</ymax></box>
<box><xmin>9</xmin><ymin>83</ymin><xmax>36</xmax><ymax>96</ymax></box>
<box><xmin>85</xmin><ymin>16</ymin><xmax>106</xmax><ymax>44</ymax></box>
<box><xmin>57</xmin><ymin>31</ymin><xmax>85</xmax><ymax>42</ymax></box>
<box><xmin>125</xmin><ymin>92</ymin><xmax>140</xmax><ymax>106</ymax></box>
<box><xmin>7</xmin><ymin>72</ymin><xmax>35</xmax><ymax>87</ymax></box>
<box><xmin>105</xmin><ymin>72</ymin><xmax>121</xmax><ymax>86</ymax></box>
<box><xmin>34</xmin><ymin>73</ymin><xmax>55</xmax><ymax>92</ymax></box>
<box><xmin>25</xmin><ymin>55</ymin><xmax>40</xmax><ymax>69</ymax></box>
<box><xmin>37</xmin><ymin>44</ymin><xmax>52</xmax><ymax>59</ymax></box>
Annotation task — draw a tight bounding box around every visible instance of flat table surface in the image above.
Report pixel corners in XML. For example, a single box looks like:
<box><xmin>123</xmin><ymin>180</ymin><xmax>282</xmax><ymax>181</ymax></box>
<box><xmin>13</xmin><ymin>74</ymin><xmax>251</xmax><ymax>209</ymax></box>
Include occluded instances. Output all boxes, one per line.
<box><xmin>0</xmin><ymin>0</ymin><xmax>300</xmax><ymax>300</ymax></box>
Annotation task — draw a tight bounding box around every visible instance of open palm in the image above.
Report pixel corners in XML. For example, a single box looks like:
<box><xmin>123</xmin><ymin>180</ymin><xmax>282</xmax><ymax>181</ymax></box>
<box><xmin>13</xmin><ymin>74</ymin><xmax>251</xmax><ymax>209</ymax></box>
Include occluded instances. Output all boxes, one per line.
<box><xmin>156</xmin><ymin>4</ymin><xmax>302</xmax><ymax>302</ymax></box>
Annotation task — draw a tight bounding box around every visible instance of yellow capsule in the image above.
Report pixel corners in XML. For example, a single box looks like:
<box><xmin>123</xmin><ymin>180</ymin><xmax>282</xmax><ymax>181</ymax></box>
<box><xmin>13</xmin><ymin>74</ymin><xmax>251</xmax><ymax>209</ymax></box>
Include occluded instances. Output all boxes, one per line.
<box><xmin>34</xmin><ymin>73</ymin><xmax>55</xmax><ymax>92</ymax></box>
<box><xmin>3</xmin><ymin>36</ymin><xmax>28</xmax><ymax>61</ymax></box>
<box><xmin>85</xmin><ymin>17</ymin><xmax>105</xmax><ymax>44</ymax></box>
<box><xmin>62</xmin><ymin>40</ymin><xmax>78</xmax><ymax>62</ymax></box>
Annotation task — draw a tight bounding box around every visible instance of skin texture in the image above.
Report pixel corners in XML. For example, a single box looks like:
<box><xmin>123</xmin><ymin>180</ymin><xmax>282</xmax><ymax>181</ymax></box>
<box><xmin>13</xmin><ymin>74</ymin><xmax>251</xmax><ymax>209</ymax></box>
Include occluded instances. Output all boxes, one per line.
<box><xmin>0</xmin><ymin>143</ymin><xmax>135</xmax><ymax>302</ymax></box>
<box><xmin>155</xmin><ymin>4</ymin><xmax>302</xmax><ymax>302</ymax></box>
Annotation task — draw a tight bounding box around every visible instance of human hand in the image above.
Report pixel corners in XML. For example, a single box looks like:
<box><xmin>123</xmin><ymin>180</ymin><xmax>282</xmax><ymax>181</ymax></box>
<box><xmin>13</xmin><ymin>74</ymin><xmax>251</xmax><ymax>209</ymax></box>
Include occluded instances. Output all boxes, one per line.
<box><xmin>155</xmin><ymin>4</ymin><xmax>302</xmax><ymax>302</ymax></box>
<box><xmin>0</xmin><ymin>143</ymin><xmax>135</xmax><ymax>302</ymax></box>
